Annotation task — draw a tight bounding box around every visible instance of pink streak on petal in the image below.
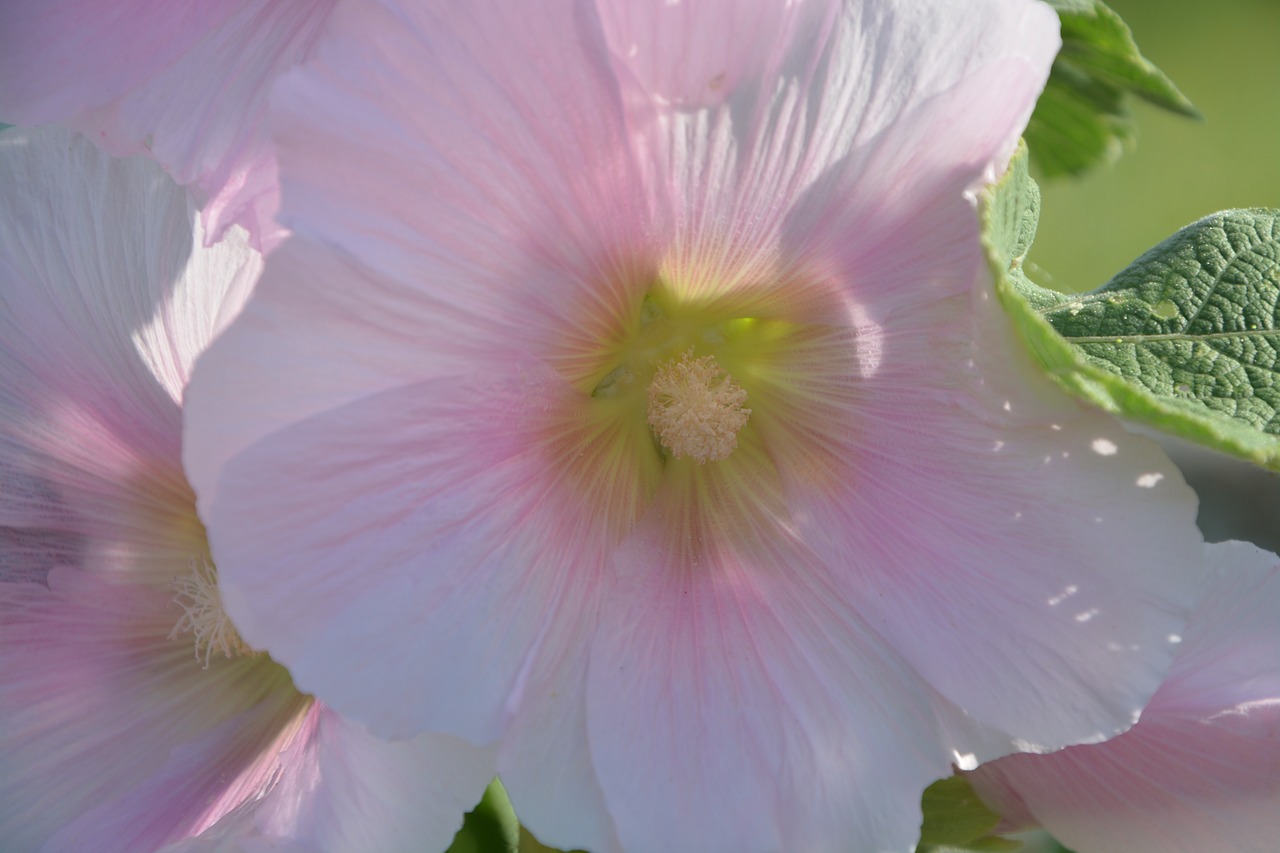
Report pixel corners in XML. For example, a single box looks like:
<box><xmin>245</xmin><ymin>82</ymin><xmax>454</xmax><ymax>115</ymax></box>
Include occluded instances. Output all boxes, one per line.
<box><xmin>602</xmin><ymin>0</ymin><xmax>1056</xmax><ymax>308</ymax></box>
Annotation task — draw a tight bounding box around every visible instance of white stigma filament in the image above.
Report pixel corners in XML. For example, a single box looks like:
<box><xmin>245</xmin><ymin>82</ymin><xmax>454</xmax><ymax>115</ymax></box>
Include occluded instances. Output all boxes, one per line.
<box><xmin>647</xmin><ymin>350</ymin><xmax>751</xmax><ymax>463</ymax></box>
<box><xmin>170</xmin><ymin>554</ymin><xmax>254</xmax><ymax>668</ymax></box>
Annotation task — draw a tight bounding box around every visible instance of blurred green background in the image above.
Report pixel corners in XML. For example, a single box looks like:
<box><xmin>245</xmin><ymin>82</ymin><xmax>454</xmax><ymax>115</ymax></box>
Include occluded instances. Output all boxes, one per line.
<box><xmin>1032</xmin><ymin>0</ymin><xmax>1280</xmax><ymax>291</ymax></box>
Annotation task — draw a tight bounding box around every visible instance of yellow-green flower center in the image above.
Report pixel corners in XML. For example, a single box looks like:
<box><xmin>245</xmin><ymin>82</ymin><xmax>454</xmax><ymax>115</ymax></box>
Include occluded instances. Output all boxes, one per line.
<box><xmin>583</xmin><ymin>292</ymin><xmax>785</xmax><ymax>465</ymax></box>
<box><xmin>541</xmin><ymin>274</ymin><xmax>864</xmax><ymax>552</ymax></box>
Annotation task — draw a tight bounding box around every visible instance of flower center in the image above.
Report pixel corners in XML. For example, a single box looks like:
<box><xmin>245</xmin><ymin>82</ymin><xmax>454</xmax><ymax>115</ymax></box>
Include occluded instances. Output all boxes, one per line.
<box><xmin>170</xmin><ymin>554</ymin><xmax>256</xmax><ymax>668</ymax></box>
<box><xmin>647</xmin><ymin>350</ymin><xmax>750</xmax><ymax>463</ymax></box>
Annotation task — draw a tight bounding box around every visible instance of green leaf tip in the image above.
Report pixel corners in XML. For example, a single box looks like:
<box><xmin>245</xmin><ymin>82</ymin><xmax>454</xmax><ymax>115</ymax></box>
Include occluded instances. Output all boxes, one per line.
<box><xmin>1028</xmin><ymin>0</ymin><xmax>1199</xmax><ymax>179</ymax></box>
<box><xmin>918</xmin><ymin>776</ymin><xmax>1020</xmax><ymax>852</ymax></box>
<box><xmin>446</xmin><ymin>779</ymin><xmax>521</xmax><ymax>853</ymax></box>
<box><xmin>983</xmin><ymin>146</ymin><xmax>1280</xmax><ymax>471</ymax></box>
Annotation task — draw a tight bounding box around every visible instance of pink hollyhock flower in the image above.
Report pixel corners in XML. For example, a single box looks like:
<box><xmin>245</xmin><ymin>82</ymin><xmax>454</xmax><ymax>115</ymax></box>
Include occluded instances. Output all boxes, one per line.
<box><xmin>183</xmin><ymin>1</ymin><xmax>1204</xmax><ymax>851</ymax></box>
<box><xmin>0</xmin><ymin>126</ymin><xmax>494</xmax><ymax>853</ymax></box>
<box><xmin>968</xmin><ymin>540</ymin><xmax>1280</xmax><ymax>853</ymax></box>
<box><xmin>0</xmin><ymin>0</ymin><xmax>339</xmax><ymax>252</ymax></box>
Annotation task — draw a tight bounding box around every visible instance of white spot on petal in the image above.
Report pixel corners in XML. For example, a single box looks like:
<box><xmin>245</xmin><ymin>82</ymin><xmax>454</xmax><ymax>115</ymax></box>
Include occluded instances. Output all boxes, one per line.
<box><xmin>1167</xmin><ymin>634</ymin><xmax>1182</xmax><ymax>644</ymax></box>
<box><xmin>1136</xmin><ymin>472</ymin><xmax>1164</xmax><ymax>488</ymax></box>
<box><xmin>1047</xmin><ymin>584</ymin><xmax>1078</xmax><ymax>606</ymax></box>
<box><xmin>1091</xmin><ymin>438</ymin><xmax>1118</xmax><ymax>456</ymax></box>
<box><xmin>1075</xmin><ymin>608</ymin><xmax>1100</xmax><ymax>623</ymax></box>
<box><xmin>952</xmin><ymin>751</ymin><xmax>978</xmax><ymax>771</ymax></box>
<box><xmin>1012</xmin><ymin>739</ymin><xmax>1048</xmax><ymax>754</ymax></box>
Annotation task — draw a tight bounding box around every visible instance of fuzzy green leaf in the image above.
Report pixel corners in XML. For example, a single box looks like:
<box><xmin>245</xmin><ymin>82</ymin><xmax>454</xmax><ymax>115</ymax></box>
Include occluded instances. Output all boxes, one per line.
<box><xmin>1028</xmin><ymin>0</ymin><xmax>1198</xmax><ymax>179</ymax></box>
<box><xmin>983</xmin><ymin>147</ymin><xmax>1280</xmax><ymax>470</ymax></box>
<box><xmin>1032</xmin><ymin>209</ymin><xmax>1280</xmax><ymax>464</ymax></box>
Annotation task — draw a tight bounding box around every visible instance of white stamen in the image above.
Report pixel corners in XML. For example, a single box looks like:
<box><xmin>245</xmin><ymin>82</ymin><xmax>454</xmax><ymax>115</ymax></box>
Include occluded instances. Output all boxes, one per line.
<box><xmin>647</xmin><ymin>350</ymin><xmax>750</xmax><ymax>463</ymax></box>
<box><xmin>170</xmin><ymin>554</ymin><xmax>254</xmax><ymax>668</ymax></box>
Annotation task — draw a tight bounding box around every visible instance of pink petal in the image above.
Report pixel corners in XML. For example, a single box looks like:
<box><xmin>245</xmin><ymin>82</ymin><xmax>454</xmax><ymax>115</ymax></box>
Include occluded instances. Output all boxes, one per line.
<box><xmin>202</xmin><ymin>367</ymin><xmax>618</xmax><ymax>744</ymax></box>
<box><xmin>785</xmin><ymin>287</ymin><xmax>1203</xmax><ymax>750</ymax></box>
<box><xmin>0</xmin><ymin>568</ymin><xmax>307</xmax><ymax>852</ymax></box>
<box><xmin>0</xmin><ymin>0</ymin><xmax>336</xmax><ymax>247</ymax></box>
<box><xmin>969</xmin><ymin>542</ymin><xmax>1280</xmax><ymax>853</ymax></box>
<box><xmin>496</xmin><ymin>606</ymin><xmax>624</xmax><ymax>853</ymax></box>
<box><xmin>269</xmin><ymin>0</ymin><xmax>653</xmax><ymax>289</ymax></box>
<box><xmin>586</xmin><ymin>450</ymin><xmax>1019</xmax><ymax>853</ymax></box>
<box><xmin>597</xmin><ymin>0</ymin><xmax>1057</xmax><ymax>310</ymax></box>
<box><xmin>185</xmin><ymin>0</ymin><xmax>657</xmax><ymax>509</ymax></box>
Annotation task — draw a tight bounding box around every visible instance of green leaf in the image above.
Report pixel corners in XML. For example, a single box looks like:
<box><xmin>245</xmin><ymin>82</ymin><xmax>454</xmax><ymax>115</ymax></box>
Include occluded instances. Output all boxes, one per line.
<box><xmin>917</xmin><ymin>776</ymin><xmax>1005</xmax><ymax>850</ymax></box>
<box><xmin>1027</xmin><ymin>0</ymin><xmax>1199</xmax><ymax>179</ymax></box>
<box><xmin>446</xmin><ymin>779</ymin><xmax>521</xmax><ymax>853</ymax></box>
<box><xmin>983</xmin><ymin>146</ymin><xmax>1280</xmax><ymax>471</ymax></box>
